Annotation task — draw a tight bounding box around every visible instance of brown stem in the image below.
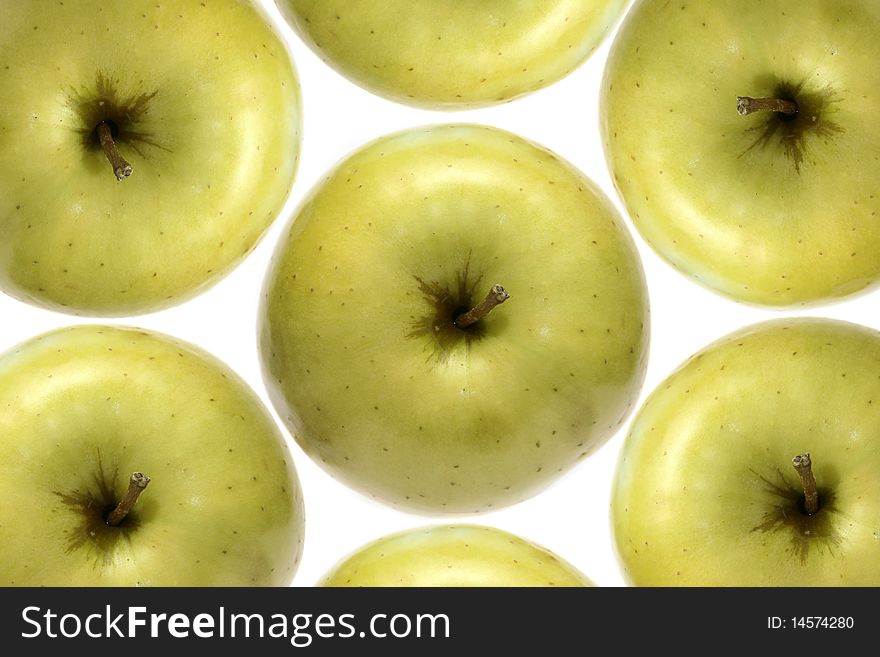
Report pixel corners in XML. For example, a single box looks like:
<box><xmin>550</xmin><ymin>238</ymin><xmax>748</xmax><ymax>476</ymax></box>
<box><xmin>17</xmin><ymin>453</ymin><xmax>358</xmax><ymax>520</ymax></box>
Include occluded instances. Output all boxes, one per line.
<box><xmin>736</xmin><ymin>96</ymin><xmax>799</xmax><ymax>117</ymax></box>
<box><xmin>106</xmin><ymin>472</ymin><xmax>151</xmax><ymax>526</ymax></box>
<box><xmin>791</xmin><ymin>454</ymin><xmax>818</xmax><ymax>515</ymax></box>
<box><xmin>96</xmin><ymin>121</ymin><xmax>133</xmax><ymax>181</ymax></box>
<box><xmin>454</xmin><ymin>284</ymin><xmax>509</xmax><ymax>329</ymax></box>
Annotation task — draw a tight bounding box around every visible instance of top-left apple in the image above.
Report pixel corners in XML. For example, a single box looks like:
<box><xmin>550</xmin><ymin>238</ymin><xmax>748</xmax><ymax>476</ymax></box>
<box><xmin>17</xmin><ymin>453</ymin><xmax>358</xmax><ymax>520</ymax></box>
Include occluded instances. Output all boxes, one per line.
<box><xmin>0</xmin><ymin>0</ymin><xmax>301</xmax><ymax>316</ymax></box>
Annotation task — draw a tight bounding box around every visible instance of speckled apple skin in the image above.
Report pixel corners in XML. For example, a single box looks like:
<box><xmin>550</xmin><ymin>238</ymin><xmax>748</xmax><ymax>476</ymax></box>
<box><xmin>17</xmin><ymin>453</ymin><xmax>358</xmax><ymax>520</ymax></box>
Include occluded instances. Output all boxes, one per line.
<box><xmin>0</xmin><ymin>325</ymin><xmax>304</xmax><ymax>586</ymax></box>
<box><xmin>277</xmin><ymin>0</ymin><xmax>628</xmax><ymax>108</ymax></box>
<box><xmin>321</xmin><ymin>525</ymin><xmax>594</xmax><ymax>587</ymax></box>
<box><xmin>261</xmin><ymin>124</ymin><xmax>648</xmax><ymax>513</ymax></box>
<box><xmin>0</xmin><ymin>0</ymin><xmax>301</xmax><ymax>315</ymax></box>
<box><xmin>614</xmin><ymin>318</ymin><xmax>880</xmax><ymax>586</ymax></box>
<box><xmin>602</xmin><ymin>0</ymin><xmax>880</xmax><ymax>306</ymax></box>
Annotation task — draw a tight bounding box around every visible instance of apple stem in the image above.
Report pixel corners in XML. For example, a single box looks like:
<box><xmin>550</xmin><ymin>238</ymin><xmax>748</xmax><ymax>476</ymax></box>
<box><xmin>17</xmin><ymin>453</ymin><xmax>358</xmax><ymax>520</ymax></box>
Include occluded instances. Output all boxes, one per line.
<box><xmin>106</xmin><ymin>472</ymin><xmax>151</xmax><ymax>526</ymax></box>
<box><xmin>454</xmin><ymin>284</ymin><xmax>510</xmax><ymax>329</ymax></box>
<box><xmin>96</xmin><ymin>121</ymin><xmax>133</xmax><ymax>181</ymax></box>
<box><xmin>736</xmin><ymin>96</ymin><xmax>799</xmax><ymax>117</ymax></box>
<box><xmin>791</xmin><ymin>453</ymin><xmax>818</xmax><ymax>515</ymax></box>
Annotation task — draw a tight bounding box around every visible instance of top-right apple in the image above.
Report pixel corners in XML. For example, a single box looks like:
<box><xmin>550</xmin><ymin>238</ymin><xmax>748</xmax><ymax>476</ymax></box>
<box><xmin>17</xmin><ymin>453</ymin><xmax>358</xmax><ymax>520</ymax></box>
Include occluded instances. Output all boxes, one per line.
<box><xmin>601</xmin><ymin>0</ymin><xmax>880</xmax><ymax>307</ymax></box>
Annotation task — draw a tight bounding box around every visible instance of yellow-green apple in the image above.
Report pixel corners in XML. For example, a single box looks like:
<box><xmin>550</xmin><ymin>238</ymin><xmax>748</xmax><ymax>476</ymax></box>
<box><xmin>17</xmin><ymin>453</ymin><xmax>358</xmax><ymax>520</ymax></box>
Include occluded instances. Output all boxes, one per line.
<box><xmin>601</xmin><ymin>0</ymin><xmax>880</xmax><ymax>306</ymax></box>
<box><xmin>260</xmin><ymin>124</ymin><xmax>649</xmax><ymax>513</ymax></box>
<box><xmin>0</xmin><ymin>325</ymin><xmax>304</xmax><ymax>586</ymax></box>
<box><xmin>276</xmin><ymin>0</ymin><xmax>628</xmax><ymax>108</ymax></box>
<box><xmin>321</xmin><ymin>525</ymin><xmax>593</xmax><ymax>586</ymax></box>
<box><xmin>0</xmin><ymin>0</ymin><xmax>301</xmax><ymax>315</ymax></box>
<box><xmin>613</xmin><ymin>318</ymin><xmax>880</xmax><ymax>586</ymax></box>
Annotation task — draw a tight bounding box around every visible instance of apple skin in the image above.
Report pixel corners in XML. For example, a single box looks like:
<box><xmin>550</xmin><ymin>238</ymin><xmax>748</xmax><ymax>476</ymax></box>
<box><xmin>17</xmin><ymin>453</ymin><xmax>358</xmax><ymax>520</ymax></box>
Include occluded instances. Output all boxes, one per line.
<box><xmin>320</xmin><ymin>525</ymin><xmax>594</xmax><ymax>587</ymax></box>
<box><xmin>260</xmin><ymin>124</ymin><xmax>649</xmax><ymax>513</ymax></box>
<box><xmin>601</xmin><ymin>0</ymin><xmax>880</xmax><ymax>306</ymax></box>
<box><xmin>613</xmin><ymin>318</ymin><xmax>880</xmax><ymax>586</ymax></box>
<box><xmin>0</xmin><ymin>0</ymin><xmax>301</xmax><ymax>316</ymax></box>
<box><xmin>276</xmin><ymin>0</ymin><xmax>628</xmax><ymax>109</ymax></box>
<box><xmin>0</xmin><ymin>325</ymin><xmax>304</xmax><ymax>586</ymax></box>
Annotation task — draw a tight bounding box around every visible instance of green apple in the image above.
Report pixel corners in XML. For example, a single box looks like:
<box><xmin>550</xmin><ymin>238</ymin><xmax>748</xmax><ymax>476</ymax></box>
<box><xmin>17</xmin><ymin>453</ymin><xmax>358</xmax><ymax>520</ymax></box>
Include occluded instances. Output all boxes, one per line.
<box><xmin>601</xmin><ymin>0</ymin><xmax>880</xmax><ymax>306</ymax></box>
<box><xmin>613</xmin><ymin>318</ymin><xmax>880</xmax><ymax>586</ymax></box>
<box><xmin>320</xmin><ymin>525</ymin><xmax>594</xmax><ymax>587</ymax></box>
<box><xmin>0</xmin><ymin>0</ymin><xmax>301</xmax><ymax>316</ymax></box>
<box><xmin>260</xmin><ymin>124</ymin><xmax>648</xmax><ymax>513</ymax></box>
<box><xmin>0</xmin><ymin>325</ymin><xmax>304</xmax><ymax>586</ymax></box>
<box><xmin>276</xmin><ymin>0</ymin><xmax>628</xmax><ymax>109</ymax></box>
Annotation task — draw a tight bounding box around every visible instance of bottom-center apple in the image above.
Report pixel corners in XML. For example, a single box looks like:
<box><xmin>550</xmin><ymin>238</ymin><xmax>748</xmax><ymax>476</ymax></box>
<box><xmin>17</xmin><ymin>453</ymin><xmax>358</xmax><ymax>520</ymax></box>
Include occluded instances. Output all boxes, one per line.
<box><xmin>320</xmin><ymin>525</ymin><xmax>594</xmax><ymax>587</ymax></box>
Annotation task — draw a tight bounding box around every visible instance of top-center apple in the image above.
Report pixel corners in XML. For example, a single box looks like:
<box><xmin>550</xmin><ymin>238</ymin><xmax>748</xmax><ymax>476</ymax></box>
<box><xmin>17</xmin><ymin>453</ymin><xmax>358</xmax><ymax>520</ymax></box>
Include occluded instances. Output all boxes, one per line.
<box><xmin>260</xmin><ymin>124</ymin><xmax>648</xmax><ymax>513</ymax></box>
<box><xmin>275</xmin><ymin>0</ymin><xmax>629</xmax><ymax>109</ymax></box>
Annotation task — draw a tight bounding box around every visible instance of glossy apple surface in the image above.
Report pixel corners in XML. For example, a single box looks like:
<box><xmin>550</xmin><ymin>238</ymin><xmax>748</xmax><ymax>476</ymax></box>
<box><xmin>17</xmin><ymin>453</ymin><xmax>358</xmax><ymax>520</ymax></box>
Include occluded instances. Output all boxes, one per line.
<box><xmin>0</xmin><ymin>325</ymin><xmax>304</xmax><ymax>586</ymax></box>
<box><xmin>276</xmin><ymin>0</ymin><xmax>628</xmax><ymax>108</ymax></box>
<box><xmin>601</xmin><ymin>0</ymin><xmax>880</xmax><ymax>306</ymax></box>
<box><xmin>0</xmin><ymin>0</ymin><xmax>301</xmax><ymax>315</ymax></box>
<box><xmin>321</xmin><ymin>525</ymin><xmax>593</xmax><ymax>587</ymax></box>
<box><xmin>261</xmin><ymin>124</ymin><xmax>648</xmax><ymax>513</ymax></box>
<box><xmin>613</xmin><ymin>318</ymin><xmax>880</xmax><ymax>586</ymax></box>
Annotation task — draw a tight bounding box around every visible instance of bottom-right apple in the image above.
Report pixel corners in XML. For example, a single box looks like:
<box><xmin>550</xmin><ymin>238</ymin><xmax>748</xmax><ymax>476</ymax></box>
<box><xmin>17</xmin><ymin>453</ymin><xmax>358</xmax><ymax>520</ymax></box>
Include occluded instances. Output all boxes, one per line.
<box><xmin>613</xmin><ymin>318</ymin><xmax>880</xmax><ymax>586</ymax></box>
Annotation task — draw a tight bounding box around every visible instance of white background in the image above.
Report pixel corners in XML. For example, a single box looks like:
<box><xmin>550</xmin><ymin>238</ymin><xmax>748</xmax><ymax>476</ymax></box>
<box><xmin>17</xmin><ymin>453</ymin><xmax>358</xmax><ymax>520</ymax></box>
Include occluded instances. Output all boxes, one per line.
<box><xmin>3</xmin><ymin>0</ymin><xmax>878</xmax><ymax>586</ymax></box>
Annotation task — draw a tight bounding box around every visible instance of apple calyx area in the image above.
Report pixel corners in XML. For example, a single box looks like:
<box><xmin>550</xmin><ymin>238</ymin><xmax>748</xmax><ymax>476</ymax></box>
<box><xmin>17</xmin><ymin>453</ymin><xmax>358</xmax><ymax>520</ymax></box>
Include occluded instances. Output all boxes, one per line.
<box><xmin>791</xmin><ymin>453</ymin><xmax>819</xmax><ymax>515</ymax></box>
<box><xmin>736</xmin><ymin>96</ymin><xmax>799</xmax><ymax>117</ymax></box>
<box><xmin>106</xmin><ymin>472</ymin><xmax>151</xmax><ymax>526</ymax></box>
<box><xmin>453</xmin><ymin>284</ymin><xmax>510</xmax><ymax>329</ymax></box>
<box><xmin>96</xmin><ymin>121</ymin><xmax>133</xmax><ymax>181</ymax></box>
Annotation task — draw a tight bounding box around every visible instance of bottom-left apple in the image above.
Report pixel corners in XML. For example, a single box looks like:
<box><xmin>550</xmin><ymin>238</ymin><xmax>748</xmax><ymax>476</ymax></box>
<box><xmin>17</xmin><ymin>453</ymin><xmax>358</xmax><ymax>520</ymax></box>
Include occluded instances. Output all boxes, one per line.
<box><xmin>0</xmin><ymin>325</ymin><xmax>304</xmax><ymax>586</ymax></box>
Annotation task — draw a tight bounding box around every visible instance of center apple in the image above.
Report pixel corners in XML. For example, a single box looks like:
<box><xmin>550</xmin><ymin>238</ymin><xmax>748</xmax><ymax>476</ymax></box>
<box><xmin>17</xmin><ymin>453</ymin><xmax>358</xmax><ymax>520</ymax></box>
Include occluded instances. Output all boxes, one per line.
<box><xmin>260</xmin><ymin>124</ymin><xmax>649</xmax><ymax>513</ymax></box>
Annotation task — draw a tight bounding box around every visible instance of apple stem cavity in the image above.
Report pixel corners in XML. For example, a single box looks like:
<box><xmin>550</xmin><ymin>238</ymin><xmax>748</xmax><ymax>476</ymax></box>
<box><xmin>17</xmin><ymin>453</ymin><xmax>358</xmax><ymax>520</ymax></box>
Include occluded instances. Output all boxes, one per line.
<box><xmin>454</xmin><ymin>284</ymin><xmax>510</xmax><ymax>329</ymax></box>
<box><xmin>106</xmin><ymin>472</ymin><xmax>151</xmax><ymax>526</ymax></box>
<box><xmin>791</xmin><ymin>453</ymin><xmax>819</xmax><ymax>515</ymax></box>
<box><xmin>96</xmin><ymin>121</ymin><xmax>133</xmax><ymax>181</ymax></box>
<box><xmin>736</xmin><ymin>96</ymin><xmax>799</xmax><ymax>117</ymax></box>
